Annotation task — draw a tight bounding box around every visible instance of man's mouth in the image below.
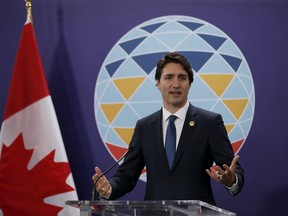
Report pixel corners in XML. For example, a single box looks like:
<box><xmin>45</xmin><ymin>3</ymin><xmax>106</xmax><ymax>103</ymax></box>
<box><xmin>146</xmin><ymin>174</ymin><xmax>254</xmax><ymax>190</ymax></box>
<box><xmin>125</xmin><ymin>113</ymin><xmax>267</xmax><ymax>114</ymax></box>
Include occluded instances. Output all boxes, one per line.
<box><xmin>170</xmin><ymin>91</ymin><xmax>181</xmax><ymax>95</ymax></box>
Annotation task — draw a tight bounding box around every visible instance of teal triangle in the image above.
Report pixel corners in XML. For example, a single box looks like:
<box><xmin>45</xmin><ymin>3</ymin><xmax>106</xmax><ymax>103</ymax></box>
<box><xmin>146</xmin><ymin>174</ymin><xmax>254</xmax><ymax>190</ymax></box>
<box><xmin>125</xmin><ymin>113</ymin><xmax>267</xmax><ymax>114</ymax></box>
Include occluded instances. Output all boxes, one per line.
<box><xmin>131</xmin><ymin>102</ymin><xmax>162</xmax><ymax>118</ymax></box>
<box><xmin>113</xmin><ymin>58</ymin><xmax>147</xmax><ymax>78</ymax></box>
<box><xmin>222</xmin><ymin>77</ymin><xmax>249</xmax><ymax>99</ymax></box>
<box><xmin>189</xmin><ymin>76</ymin><xmax>217</xmax><ymax>99</ymax></box>
<box><xmin>113</xmin><ymin>104</ymin><xmax>140</xmax><ymax>127</ymax></box>
<box><xmin>229</xmin><ymin>124</ymin><xmax>244</xmax><ymax>143</ymax></box>
<box><xmin>200</xmin><ymin>53</ymin><xmax>235</xmax><ymax>74</ymax></box>
<box><xmin>155</xmin><ymin>32</ymin><xmax>190</xmax><ymax>49</ymax></box>
<box><xmin>177</xmin><ymin>34</ymin><xmax>214</xmax><ymax>52</ymax></box>
<box><xmin>211</xmin><ymin>101</ymin><xmax>236</xmax><ymax>123</ymax></box>
<box><xmin>130</xmin><ymin>78</ymin><xmax>162</xmax><ymax>101</ymax></box>
<box><xmin>100</xmin><ymin>82</ymin><xmax>125</xmax><ymax>103</ymax></box>
<box><xmin>106</xmin><ymin>127</ymin><xmax>127</xmax><ymax>148</ymax></box>
<box><xmin>132</xmin><ymin>37</ymin><xmax>168</xmax><ymax>56</ymax></box>
<box><xmin>155</xmin><ymin>21</ymin><xmax>192</xmax><ymax>33</ymax></box>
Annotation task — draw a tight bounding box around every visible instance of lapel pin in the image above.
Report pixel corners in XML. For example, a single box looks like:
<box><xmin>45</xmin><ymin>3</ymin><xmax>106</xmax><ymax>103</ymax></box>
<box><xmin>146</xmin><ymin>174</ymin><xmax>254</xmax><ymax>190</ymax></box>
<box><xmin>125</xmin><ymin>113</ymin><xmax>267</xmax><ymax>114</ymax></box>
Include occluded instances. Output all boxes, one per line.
<box><xmin>189</xmin><ymin>121</ymin><xmax>195</xmax><ymax>126</ymax></box>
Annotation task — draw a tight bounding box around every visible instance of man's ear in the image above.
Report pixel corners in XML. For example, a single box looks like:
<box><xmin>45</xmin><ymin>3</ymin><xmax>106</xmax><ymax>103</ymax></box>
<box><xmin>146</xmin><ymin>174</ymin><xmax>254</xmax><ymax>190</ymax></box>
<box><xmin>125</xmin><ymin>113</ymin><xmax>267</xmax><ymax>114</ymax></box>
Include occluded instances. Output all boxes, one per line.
<box><xmin>155</xmin><ymin>82</ymin><xmax>160</xmax><ymax>90</ymax></box>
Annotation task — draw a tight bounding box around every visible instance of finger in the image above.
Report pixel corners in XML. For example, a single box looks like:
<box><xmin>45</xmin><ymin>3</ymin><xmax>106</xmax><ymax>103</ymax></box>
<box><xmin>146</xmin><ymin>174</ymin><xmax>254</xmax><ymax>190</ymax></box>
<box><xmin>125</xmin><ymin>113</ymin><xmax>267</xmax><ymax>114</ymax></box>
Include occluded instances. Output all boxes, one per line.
<box><xmin>230</xmin><ymin>155</ymin><xmax>239</xmax><ymax>168</ymax></box>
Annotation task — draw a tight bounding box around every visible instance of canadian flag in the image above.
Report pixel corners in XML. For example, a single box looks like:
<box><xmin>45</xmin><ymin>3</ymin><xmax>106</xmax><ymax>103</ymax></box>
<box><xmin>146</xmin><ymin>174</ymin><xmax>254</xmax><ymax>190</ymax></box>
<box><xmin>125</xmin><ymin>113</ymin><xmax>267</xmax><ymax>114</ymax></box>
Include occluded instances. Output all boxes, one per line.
<box><xmin>0</xmin><ymin>19</ymin><xmax>78</xmax><ymax>215</ymax></box>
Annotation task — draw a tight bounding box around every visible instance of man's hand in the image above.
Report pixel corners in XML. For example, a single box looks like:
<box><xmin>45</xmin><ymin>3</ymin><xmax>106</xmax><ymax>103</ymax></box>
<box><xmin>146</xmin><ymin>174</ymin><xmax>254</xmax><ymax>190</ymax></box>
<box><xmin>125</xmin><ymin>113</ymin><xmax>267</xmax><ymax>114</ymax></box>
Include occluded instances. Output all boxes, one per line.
<box><xmin>92</xmin><ymin>167</ymin><xmax>112</xmax><ymax>197</ymax></box>
<box><xmin>206</xmin><ymin>155</ymin><xmax>239</xmax><ymax>187</ymax></box>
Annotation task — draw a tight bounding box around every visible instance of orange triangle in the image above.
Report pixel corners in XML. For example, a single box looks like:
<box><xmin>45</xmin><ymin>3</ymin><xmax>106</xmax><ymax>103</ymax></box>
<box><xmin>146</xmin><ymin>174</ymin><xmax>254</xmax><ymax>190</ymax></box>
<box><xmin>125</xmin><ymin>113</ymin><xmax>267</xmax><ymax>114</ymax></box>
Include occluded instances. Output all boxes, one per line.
<box><xmin>113</xmin><ymin>77</ymin><xmax>146</xmax><ymax>100</ymax></box>
<box><xmin>101</xmin><ymin>103</ymin><xmax>124</xmax><ymax>123</ymax></box>
<box><xmin>225</xmin><ymin>124</ymin><xmax>234</xmax><ymax>134</ymax></box>
<box><xmin>200</xmin><ymin>74</ymin><xmax>234</xmax><ymax>97</ymax></box>
<box><xmin>114</xmin><ymin>127</ymin><xmax>134</xmax><ymax>145</ymax></box>
<box><xmin>223</xmin><ymin>99</ymin><xmax>248</xmax><ymax>120</ymax></box>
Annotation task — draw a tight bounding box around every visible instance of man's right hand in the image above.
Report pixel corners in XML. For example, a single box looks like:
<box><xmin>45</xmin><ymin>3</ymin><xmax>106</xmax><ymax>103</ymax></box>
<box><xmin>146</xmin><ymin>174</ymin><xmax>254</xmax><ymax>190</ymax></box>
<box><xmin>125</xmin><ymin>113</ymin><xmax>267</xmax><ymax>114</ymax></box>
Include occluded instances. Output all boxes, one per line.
<box><xmin>92</xmin><ymin>167</ymin><xmax>112</xmax><ymax>198</ymax></box>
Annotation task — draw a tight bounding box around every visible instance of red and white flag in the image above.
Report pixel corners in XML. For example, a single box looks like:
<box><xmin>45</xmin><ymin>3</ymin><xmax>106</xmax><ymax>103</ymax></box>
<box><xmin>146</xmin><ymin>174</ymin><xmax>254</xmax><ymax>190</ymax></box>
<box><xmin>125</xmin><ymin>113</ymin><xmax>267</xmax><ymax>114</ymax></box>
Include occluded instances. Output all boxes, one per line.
<box><xmin>0</xmin><ymin>19</ymin><xmax>78</xmax><ymax>215</ymax></box>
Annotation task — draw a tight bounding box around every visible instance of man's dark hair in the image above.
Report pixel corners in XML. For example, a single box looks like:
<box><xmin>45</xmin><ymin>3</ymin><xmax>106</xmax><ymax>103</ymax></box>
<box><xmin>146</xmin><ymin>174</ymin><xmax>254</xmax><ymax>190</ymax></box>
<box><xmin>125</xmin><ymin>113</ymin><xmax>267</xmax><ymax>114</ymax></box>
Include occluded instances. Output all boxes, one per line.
<box><xmin>155</xmin><ymin>52</ymin><xmax>194</xmax><ymax>84</ymax></box>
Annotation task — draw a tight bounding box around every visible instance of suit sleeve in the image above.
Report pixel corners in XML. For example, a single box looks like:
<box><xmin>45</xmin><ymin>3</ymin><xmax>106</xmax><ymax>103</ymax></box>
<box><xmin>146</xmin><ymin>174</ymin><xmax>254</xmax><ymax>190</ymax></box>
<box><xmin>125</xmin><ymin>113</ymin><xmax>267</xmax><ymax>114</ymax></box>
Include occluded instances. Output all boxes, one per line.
<box><xmin>108</xmin><ymin>120</ymin><xmax>145</xmax><ymax>200</ymax></box>
<box><xmin>209</xmin><ymin>114</ymin><xmax>245</xmax><ymax>195</ymax></box>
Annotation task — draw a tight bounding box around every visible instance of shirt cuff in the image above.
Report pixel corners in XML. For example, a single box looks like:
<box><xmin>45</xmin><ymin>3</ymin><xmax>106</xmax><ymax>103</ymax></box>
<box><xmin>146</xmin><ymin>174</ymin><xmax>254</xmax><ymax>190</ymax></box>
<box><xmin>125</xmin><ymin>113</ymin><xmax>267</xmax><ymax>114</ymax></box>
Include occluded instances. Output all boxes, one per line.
<box><xmin>224</xmin><ymin>174</ymin><xmax>239</xmax><ymax>194</ymax></box>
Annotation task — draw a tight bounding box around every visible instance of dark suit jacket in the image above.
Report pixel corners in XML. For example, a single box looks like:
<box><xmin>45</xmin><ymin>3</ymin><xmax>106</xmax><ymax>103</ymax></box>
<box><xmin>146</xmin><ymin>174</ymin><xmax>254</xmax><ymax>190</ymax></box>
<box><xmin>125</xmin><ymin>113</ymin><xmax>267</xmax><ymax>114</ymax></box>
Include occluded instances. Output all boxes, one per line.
<box><xmin>109</xmin><ymin>103</ymin><xmax>244</xmax><ymax>205</ymax></box>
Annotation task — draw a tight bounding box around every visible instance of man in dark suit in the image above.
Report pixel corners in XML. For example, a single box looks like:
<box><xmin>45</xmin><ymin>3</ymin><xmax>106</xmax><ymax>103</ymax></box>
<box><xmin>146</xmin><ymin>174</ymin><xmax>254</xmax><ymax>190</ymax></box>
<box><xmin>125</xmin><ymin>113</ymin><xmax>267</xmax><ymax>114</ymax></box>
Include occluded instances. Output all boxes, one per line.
<box><xmin>92</xmin><ymin>52</ymin><xmax>244</xmax><ymax>205</ymax></box>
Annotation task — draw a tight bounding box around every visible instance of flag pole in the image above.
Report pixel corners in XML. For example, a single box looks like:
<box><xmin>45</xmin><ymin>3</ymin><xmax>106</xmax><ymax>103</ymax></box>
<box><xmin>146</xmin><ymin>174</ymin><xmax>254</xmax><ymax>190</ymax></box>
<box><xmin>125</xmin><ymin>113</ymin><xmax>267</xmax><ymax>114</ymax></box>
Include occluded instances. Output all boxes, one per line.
<box><xmin>25</xmin><ymin>0</ymin><xmax>33</xmax><ymax>23</ymax></box>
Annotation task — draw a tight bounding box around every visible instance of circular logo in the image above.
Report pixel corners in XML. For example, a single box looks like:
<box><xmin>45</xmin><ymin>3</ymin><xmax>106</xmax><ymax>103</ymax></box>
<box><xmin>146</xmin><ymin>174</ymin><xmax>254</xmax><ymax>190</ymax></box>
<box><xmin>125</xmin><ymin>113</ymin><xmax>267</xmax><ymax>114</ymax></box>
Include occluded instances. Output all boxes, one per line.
<box><xmin>94</xmin><ymin>16</ymin><xmax>255</xmax><ymax>181</ymax></box>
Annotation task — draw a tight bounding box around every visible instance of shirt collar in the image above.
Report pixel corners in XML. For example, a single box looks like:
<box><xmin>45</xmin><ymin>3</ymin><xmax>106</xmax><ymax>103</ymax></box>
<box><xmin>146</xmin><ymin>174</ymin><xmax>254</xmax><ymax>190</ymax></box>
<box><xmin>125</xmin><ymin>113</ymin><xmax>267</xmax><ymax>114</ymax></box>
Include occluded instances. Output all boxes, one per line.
<box><xmin>162</xmin><ymin>101</ymin><xmax>189</xmax><ymax>122</ymax></box>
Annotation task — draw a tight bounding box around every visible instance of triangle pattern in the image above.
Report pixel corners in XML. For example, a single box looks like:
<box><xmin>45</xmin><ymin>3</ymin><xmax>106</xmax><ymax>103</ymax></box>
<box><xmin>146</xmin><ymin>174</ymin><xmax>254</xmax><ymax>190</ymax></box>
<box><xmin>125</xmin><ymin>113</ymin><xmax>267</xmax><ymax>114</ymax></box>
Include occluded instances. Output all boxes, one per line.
<box><xmin>225</xmin><ymin>124</ymin><xmax>235</xmax><ymax>134</ymax></box>
<box><xmin>106</xmin><ymin>143</ymin><xmax>128</xmax><ymax>160</ymax></box>
<box><xmin>101</xmin><ymin>103</ymin><xmax>124</xmax><ymax>124</ymax></box>
<box><xmin>133</xmin><ymin>52</ymin><xmax>167</xmax><ymax>73</ymax></box>
<box><xmin>198</xmin><ymin>34</ymin><xmax>227</xmax><ymax>50</ymax></box>
<box><xmin>113</xmin><ymin>77</ymin><xmax>146</xmax><ymax>100</ymax></box>
<box><xmin>222</xmin><ymin>77</ymin><xmax>248</xmax><ymax>99</ymax></box>
<box><xmin>131</xmin><ymin>78</ymin><xmax>161</xmax><ymax>101</ymax></box>
<box><xmin>221</xmin><ymin>54</ymin><xmax>242</xmax><ymax>72</ymax></box>
<box><xmin>119</xmin><ymin>37</ymin><xmax>146</xmax><ymax>54</ymax></box>
<box><xmin>141</xmin><ymin>22</ymin><xmax>166</xmax><ymax>33</ymax></box>
<box><xmin>113</xmin><ymin>58</ymin><xmax>147</xmax><ymax>78</ymax></box>
<box><xmin>231</xmin><ymin>139</ymin><xmax>244</xmax><ymax>154</ymax></box>
<box><xmin>223</xmin><ymin>99</ymin><xmax>248</xmax><ymax>120</ymax></box>
<box><xmin>180</xmin><ymin>51</ymin><xmax>213</xmax><ymax>72</ymax></box>
<box><xmin>114</xmin><ymin>128</ymin><xmax>134</xmax><ymax>145</ymax></box>
<box><xmin>178</xmin><ymin>21</ymin><xmax>204</xmax><ymax>31</ymax></box>
<box><xmin>105</xmin><ymin>59</ymin><xmax>125</xmax><ymax>77</ymax></box>
<box><xmin>176</xmin><ymin>34</ymin><xmax>214</xmax><ymax>52</ymax></box>
<box><xmin>200</xmin><ymin>74</ymin><xmax>234</xmax><ymax>97</ymax></box>
<box><xmin>132</xmin><ymin>37</ymin><xmax>168</xmax><ymax>56</ymax></box>
<box><xmin>154</xmin><ymin>32</ymin><xmax>190</xmax><ymax>49</ymax></box>
<box><xmin>100</xmin><ymin>82</ymin><xmax>125</xmax><ymax>103</ymax></box>
<box><xmin>106</xmin><ymin>127</ymin><xmax>127</xmax><ymax>148</ymax></box>
<box><xmin>200</xmin><ymin>53</ymin><xmax>235</xmax><ymax>74</ymax></box>
<box><xmin>113</xmin><ymin>104</ymin><xmax>140</xmax><ymax>127</ymax></box>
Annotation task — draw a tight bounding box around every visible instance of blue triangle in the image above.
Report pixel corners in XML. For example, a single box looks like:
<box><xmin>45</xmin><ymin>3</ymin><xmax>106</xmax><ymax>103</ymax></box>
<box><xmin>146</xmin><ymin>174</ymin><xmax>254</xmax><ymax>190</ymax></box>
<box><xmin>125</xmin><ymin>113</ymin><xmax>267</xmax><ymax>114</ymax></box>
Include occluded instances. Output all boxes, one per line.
<box><xmin>198</xmin><ymin>34</ymin><xmax>227</xmax><ymax>50</ymax></box>
<box><xmin>105</xmin><ymin>59</ymin><xmax>125</xmax><ymax>77</ymax></box>
<box><xmin>180</xmin><ymin>51</ymin><xmax>213</xmax><ymax>72</ymax></box>
<box><xmin>141</xmin><ymin>22</ymin><xmax>165</xmax><ymax>33</ymax></box>
<box><xmin>178</xmin><ymin>21</ymin><xmax>204</xmax><ymax>31</ymax></box>
<box><xmin>221</xmin><ymin>54</ymin><xmax>242</xmax><ymax>72</ymax></box>
<box><xmin>119</xmin><ymin>37</ymin><xmax>146</xmax><ymax>54</ymax></box>
<box><xmin>132</xmin><ymin>52</ymin><xmax>166</xmax><ymax>74</ymax></box>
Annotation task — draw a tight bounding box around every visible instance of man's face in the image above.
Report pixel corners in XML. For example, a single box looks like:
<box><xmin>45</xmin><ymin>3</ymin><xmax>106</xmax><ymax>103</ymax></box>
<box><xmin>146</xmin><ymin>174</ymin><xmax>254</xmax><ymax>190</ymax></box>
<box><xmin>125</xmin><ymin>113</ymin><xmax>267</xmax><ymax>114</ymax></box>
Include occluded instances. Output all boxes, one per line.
<box><xmin>156</xmin><ymin>62</ymin><xmax>191</xmax><ymax>113</ymax></box>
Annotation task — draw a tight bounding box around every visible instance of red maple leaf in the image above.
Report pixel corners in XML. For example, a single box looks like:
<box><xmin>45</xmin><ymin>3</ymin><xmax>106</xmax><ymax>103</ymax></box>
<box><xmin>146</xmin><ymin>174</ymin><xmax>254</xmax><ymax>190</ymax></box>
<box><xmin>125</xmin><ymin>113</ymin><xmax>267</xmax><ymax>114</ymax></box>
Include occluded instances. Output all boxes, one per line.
<box><xmin>0</xmin><ymin>134</ymin><xmax>75</xmax><ymax>216</ymax></box>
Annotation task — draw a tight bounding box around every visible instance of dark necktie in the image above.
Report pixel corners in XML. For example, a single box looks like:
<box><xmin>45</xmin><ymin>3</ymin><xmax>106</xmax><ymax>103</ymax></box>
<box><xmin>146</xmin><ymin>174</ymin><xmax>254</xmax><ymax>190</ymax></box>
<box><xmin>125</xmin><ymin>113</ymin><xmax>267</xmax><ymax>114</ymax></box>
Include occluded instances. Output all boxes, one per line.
<box><xmin>165</xmin><ymin>115</ymin><xmax>177</xmax><ymax>170</ymax></box>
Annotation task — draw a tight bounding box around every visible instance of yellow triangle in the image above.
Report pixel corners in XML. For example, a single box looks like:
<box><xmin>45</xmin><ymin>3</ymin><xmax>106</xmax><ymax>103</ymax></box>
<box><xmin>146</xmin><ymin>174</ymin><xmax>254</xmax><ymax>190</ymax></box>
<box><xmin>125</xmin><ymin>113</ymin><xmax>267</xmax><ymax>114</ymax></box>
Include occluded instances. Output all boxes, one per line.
<box><xmin>223</xmin><ymin>99</ymin><xmax>248</xmax><ymax>120</ymax></box>
<box><xmin>113</xmin><ymin>77</ymin><xmax>146</xmax><ymax>100</ymax></box>
<box><xmin>200</xmin><ymin>74</ymin><xmax>234</xmax><ymax>97</ymax></box>
<box><xmin>114</xmin><ymin>127</ymin><xmax>134</xmax><ymax>146</ymax></box>
<box><xmin>101</xmin><ymin>103</ymin><xmax>124</xmax><ymax>123</ymax></box>
<box><xmin>225</xmin><ymin>124</ymin><xmax>235</xmax><ymax>134</ymax></box>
